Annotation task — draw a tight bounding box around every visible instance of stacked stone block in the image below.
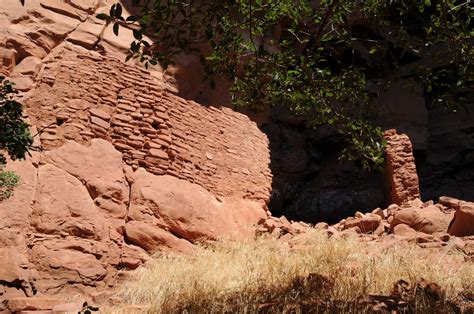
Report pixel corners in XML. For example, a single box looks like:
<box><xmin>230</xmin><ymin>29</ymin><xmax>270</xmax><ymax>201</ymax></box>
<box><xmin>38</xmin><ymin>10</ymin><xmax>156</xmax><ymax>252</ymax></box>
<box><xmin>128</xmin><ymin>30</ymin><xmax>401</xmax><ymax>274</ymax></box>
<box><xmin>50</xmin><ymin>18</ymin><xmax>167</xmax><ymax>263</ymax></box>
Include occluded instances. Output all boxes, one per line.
<box><xmin>383</xmin><ymin>129</ymin><xmax>421</xmax><ymax>205</ymax></box>
<box><xmin>26</xmin><ymin>45</ymin><xmax>272</xmax><ymax>204</ymax></box>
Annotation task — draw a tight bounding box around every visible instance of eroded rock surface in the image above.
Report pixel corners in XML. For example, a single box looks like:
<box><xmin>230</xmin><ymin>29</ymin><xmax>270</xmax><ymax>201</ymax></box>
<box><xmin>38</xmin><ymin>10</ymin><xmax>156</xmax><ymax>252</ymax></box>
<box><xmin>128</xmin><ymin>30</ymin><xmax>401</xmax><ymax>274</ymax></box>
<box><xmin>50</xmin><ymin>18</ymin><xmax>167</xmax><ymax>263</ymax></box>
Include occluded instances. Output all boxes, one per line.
<box><xmin>441</xmin><ymin>196</ymin><xmax>474</xmax><ymax>237</ymax></box>
<box><xmin>383</xmin><ymin>129</ymin><xmax>421</xmax><ymax>205</ymax></box>
<box><xmin>0</xmin><ymin>0</ymin><xmax>272</xmax><ymax>306</ymax></box>
<box><xmin>1</xmin><ymin>1</ymin><xmax>473</xmax><ymax>310</ymax></box>
<box><xmin>129</xmin><ymin>168</ymin><xmax>267</xmax><ymax>244</ymax></box>
<box><xmin>0</xmin><ymin>137</ymin><xmax>270</xmax><ymax>305</ymax></box>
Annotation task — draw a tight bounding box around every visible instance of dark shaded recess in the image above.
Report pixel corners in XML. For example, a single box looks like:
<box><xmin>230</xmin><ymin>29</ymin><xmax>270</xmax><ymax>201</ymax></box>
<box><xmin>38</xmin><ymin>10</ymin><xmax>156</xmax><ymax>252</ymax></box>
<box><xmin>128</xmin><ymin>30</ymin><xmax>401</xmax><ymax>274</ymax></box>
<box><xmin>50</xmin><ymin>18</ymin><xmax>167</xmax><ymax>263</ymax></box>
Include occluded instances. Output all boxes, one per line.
<box><xmin>417</xmin><ymin>104</ymin><xmax>474</xmax><ymax>202</ymax></box>
<box><xmin>388</xmin><ymin>43</ymin><xmax>422</xmax><ymax>66</ymax></box>
<box><xmin>265</xmin><ymin>100</ymin><xmax>474</xmax><ymax>224</ymax></box>
<box><xmin>261</xmin><ymin>109</ymin><xmax>384</xmax><ymax>224</ymax></box>
<box><xmin>0</xmin><ymin>278</ymin><xmax>35</xmax><ymax>297</ymax></box>
<box><xmin>118</xmin><ymin>0</ymin><xmax>142</xmax><ymax>16</ymax></box>
<box><xmin>56</xmin><ymin>117</ymin><xmax>66</xmax><ymax>126</ymax></box>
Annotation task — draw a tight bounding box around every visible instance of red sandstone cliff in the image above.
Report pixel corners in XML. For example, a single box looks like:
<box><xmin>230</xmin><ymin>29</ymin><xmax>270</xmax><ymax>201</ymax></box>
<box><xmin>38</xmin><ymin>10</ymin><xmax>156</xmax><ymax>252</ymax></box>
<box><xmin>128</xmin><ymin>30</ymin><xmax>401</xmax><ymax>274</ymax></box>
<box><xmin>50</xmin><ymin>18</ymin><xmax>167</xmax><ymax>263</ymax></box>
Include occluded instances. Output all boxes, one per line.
<box><xmin>0</xmin><ymin>0</ymin><xmax>272</xmax><ymax>302</ymax></box>
<box><xmin>1</xmin><ymin>1</ymin><xmax>473</xmax><ymax>311</ymax></box>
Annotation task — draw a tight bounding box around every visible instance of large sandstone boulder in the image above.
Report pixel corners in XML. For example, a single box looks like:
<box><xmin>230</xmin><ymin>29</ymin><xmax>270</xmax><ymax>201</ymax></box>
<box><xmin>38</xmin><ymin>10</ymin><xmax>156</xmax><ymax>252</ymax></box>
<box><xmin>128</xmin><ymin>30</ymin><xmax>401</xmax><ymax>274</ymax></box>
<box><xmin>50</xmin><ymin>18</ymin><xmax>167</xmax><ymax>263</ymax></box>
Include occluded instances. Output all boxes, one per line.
<box><xmin>124</xmin><ymin>220</ymin><xmax>195</xmax><ymax>253</ymax></box>
<box><xmin>343</xmin><ymin>213</ymin><xmax>382</xmax><ymax>233</ymax></box>
<box><xmin>43</xmin><ymin>139</ymin><xmax>129</xmax><ymax>218</ymax></box>
<box><xmin>436</xmin><ymin>196</ymin><xmax>474</xmax><ymax>237</ymax></box>
<box><xmin>129</xmin><ymin>168</ymin><xmax>267</xmax><ymax>244</ymax></box>
<box><xmin>448</xmin><ymin>204</ymin><xmax>474</xmax><ymax>237</ymax></box>
<box><xmin>390</xmin><ymin>202</ymin><xmax>453</xmax><ymax>234</ymax></box>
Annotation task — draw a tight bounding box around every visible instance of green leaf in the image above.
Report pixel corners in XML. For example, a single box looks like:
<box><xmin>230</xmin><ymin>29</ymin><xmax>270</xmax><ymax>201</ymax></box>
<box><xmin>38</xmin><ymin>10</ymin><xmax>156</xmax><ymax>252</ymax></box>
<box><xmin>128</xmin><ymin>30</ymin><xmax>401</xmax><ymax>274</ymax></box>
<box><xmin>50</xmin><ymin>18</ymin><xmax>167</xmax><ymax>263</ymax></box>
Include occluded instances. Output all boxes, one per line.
<box><xmin>113</xmin><ymin>23</ymin><xmax>119</xmax><ymax>36</ymax></box>
<box><xmin>130</xmin><ymin>41</ymin><xmax>139</xmax><ymax>53</ymax></box>
<box><xmin>96</xmin><ymin>13</ymin><xmax>110</xmax><ymax>21</ymax></box>
<box><xmin>109</xmin><ymin>4</ymin><xmax>116</xmax><ymax>17</ymax></box>
<box><xmin>115</xmin><ymin>3</ymin><xmax>122</xmax><ymax>17</ymax></box>
<box><xmin>126</xmin><ymin>16</ymin><xmax>138</xmax><ymax>22</ymax></box>
<box><xmin>133</xmin><ymin>29</ymin><xmax>142</xmax><ymax>40</ymax></box>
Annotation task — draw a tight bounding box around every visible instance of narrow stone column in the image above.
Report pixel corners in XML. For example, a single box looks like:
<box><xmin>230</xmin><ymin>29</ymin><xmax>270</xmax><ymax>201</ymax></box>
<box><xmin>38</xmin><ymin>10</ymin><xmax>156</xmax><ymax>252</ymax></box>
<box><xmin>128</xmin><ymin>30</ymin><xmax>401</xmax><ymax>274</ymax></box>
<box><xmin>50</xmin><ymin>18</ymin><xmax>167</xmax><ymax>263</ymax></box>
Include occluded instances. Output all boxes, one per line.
<box><xmin>383</xmin><ymin>129</ymin><xmax>421</xmax><ymax>205</ymax></box>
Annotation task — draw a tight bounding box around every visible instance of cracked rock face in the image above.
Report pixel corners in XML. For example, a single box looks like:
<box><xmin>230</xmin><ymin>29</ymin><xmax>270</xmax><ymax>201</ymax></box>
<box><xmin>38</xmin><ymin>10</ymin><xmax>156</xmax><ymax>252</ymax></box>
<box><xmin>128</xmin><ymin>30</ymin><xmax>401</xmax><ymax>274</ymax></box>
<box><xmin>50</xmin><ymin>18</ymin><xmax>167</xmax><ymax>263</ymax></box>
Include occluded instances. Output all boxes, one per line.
<box><xmin>0</xmin><ymin>139</ymin><xmax>268</xmax><ymax>302</ymax></box>
<box><xmin>0</xmin><ymin>140</ymin><xmax>139</xmax><ymax>298</ymax></box>
<box><xmin>0</xmin><ymin>0</ymin><xmax>271</xmax><ymax>304</ymax></box>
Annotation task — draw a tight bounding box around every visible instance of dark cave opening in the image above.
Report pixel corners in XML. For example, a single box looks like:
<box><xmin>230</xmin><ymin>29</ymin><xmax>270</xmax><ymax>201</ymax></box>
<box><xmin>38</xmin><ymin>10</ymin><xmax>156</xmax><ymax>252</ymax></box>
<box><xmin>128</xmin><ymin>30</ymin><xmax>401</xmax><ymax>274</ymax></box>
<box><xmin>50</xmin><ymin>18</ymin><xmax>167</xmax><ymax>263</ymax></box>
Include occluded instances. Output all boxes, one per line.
<box><xmin>263</xmin><ymin>118</ymin><xmax>385</xmax><ymax>224</ymax></box>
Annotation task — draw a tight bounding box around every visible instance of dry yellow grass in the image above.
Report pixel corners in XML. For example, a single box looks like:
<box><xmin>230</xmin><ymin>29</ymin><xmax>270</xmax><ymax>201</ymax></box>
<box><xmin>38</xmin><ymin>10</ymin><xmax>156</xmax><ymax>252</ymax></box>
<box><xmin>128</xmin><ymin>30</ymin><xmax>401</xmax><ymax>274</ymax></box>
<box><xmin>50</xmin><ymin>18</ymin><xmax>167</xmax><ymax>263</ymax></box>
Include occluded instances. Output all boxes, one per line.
<box><xmin>118</xmin><ymin>230</ymin><xmax>473</xmax><ymax>313</ymax></box>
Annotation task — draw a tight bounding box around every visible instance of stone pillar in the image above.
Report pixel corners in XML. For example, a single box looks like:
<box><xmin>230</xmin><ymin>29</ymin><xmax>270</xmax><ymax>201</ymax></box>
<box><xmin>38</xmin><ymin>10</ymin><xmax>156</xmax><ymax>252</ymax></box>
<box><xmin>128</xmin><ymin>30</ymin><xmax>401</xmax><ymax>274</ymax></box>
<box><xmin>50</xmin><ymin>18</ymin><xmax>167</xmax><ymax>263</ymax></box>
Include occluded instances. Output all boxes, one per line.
<box><xmin>383</xmin><ymin>129</ymin><xmax>421</xmax><ymax>205</ymax></box>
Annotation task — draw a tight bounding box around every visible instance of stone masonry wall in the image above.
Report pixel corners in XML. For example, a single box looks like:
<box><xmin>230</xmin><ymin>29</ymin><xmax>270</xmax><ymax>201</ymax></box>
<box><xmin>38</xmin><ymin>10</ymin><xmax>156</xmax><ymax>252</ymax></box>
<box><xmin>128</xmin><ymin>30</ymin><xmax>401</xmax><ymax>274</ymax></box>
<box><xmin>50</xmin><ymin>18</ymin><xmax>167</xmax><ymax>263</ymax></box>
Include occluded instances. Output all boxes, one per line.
<box><xmin>1</xmin><ymin>1</ymin><xmax>273</xmax><ymax>303</ymax></box>
<box><xmin>383</xmin><ymin>129</ymin><xmax>421</xmax><ymax>205</ymax></box>
<box><xmin>25</xmin><ymin>44</ymin><xmax>272</xmax><ymax>204</ymax></box>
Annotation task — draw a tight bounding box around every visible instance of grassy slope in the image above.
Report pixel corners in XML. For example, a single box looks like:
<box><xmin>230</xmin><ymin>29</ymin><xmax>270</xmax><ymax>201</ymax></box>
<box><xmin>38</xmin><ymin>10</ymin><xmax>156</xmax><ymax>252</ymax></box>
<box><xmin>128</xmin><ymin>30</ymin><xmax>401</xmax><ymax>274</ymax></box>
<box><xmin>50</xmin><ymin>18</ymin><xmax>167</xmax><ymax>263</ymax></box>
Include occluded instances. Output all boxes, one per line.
<box><xmin>118</xmin><ymin>230</ymin><xmax>473</xmax><ymax>313</ymax></box>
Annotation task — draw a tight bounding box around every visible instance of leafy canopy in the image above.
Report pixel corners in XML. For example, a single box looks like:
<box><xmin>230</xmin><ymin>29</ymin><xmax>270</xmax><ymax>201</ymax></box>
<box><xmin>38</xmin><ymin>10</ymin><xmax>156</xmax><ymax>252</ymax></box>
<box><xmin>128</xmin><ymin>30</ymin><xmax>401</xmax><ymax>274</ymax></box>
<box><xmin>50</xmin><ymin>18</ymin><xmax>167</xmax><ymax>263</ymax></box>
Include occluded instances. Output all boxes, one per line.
<box><xmin>98</xmin><ymin>0</ymin><xmax>470</xmax><ymax>170</ymax></box>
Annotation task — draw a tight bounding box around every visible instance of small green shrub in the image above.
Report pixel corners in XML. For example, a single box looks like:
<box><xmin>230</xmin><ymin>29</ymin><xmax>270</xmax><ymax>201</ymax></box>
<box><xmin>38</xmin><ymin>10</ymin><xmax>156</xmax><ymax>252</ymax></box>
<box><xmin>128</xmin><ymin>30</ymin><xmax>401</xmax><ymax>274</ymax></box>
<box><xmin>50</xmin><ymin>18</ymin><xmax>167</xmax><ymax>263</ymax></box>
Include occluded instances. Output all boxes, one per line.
<box><xmin>0</xmin><ymin>169</ymin><xmax>20</xmax><ymax>201</ymax></box>
<box><xmin>1</xmin><ymin>76</ymin><xmax>33</xmax><ymax>165</ymax></box>
<box><xmin>1</xmin><ymin>76</ymin><xmax>33</xmax><ymax>202</ymax></box>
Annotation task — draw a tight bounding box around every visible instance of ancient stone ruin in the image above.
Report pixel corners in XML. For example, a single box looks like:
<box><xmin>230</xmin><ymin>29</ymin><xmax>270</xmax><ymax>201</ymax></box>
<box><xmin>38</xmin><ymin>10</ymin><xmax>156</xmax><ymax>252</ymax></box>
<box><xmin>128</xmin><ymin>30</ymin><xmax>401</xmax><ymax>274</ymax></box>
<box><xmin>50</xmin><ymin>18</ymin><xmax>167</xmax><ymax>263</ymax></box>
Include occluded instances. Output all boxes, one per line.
<box><xmin>1</xmin><ymin>48</ymin><xmax>273</xmax><ymax>303</ymax></box>
<box><xmin>27</xmin><ymin>44</ymin><xmax>272</xmax><ymax>204</ymax></box>
<box><xmin>0</xmin><ymin>1</ymin><xmax>473</xmax><ymax>312</ymax></box>
<box><xmin>383</xmin><ymin>129</ymin><xmax>421</xmax><ymax>206</ymax></box>
<box><xmin>1</xmin><ymin>0</ymin><xmax>274</xmax><ymax>305</ymax></box>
